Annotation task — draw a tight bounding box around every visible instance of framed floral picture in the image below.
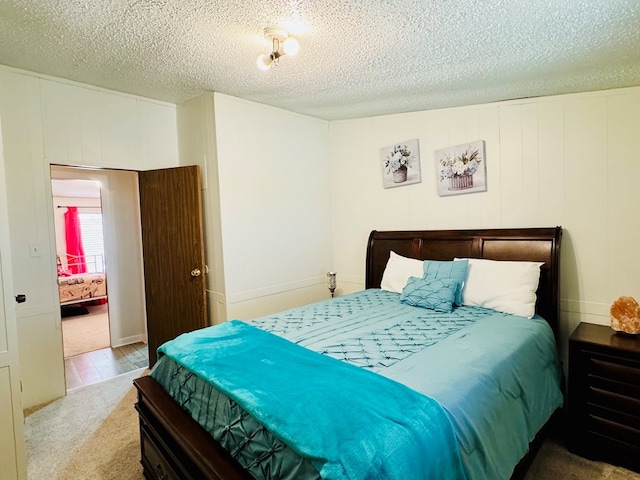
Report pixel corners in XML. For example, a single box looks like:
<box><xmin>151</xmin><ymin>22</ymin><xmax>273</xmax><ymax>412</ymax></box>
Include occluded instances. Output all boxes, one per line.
<box><xmin>381</xmin><ymin>139</ymin><xmax>421</xmax><ymax>188</ymax></box>
<box><xmin>435</xmin><ymin>140</ymin><xmax>487</xmax><ymax>196</ymax></box>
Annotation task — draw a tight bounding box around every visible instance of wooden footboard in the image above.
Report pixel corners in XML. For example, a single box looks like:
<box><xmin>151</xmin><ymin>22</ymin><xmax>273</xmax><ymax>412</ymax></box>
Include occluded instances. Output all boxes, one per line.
<box><xmin>133</xmin><ymin>376</ymin><xmax>252</xmax><ymax>480</ymax></box>
<box><xmin>134</xmin><ymin>374</ymin><xmax>555</xmax><ymax>480</ymax></box>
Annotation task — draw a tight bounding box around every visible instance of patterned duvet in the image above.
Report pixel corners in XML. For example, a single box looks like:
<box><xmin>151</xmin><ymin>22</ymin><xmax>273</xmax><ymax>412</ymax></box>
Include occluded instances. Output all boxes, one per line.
<box><xmin>58</xmin><ymin>272</ymin><xmax>107</xmax><ymax>305</ymax></box>
<box><xmin>151</xmin><ymin>289</ymin><xmax>563</xmax><ymax>480</ymax></box>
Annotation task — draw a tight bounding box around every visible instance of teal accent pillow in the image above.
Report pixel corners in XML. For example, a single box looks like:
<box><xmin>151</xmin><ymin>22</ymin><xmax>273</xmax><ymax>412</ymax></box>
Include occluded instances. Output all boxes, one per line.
<box><xmin>422</xmin><ymin>259</ymin><xmax>468</xmax><ymax>306</ymax></box>
<box><xmin>400</xmin><ymin>276</ymin><xmax>458</xmax><ymax>312</ymax></box>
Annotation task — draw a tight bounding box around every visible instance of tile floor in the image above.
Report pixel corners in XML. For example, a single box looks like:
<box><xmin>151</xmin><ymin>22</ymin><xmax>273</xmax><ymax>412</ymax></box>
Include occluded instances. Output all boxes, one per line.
<box><xmin>64</xmin><ymin>342</ymin><xmax>149</xmax><ymax>390</ymax></box>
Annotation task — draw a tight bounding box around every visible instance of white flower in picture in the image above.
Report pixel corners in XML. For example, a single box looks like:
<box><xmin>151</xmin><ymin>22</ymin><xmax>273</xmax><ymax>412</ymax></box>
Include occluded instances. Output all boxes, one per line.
<box><xmin>381</xmin><ymin>139</ymin><xmax>421</xmax><ymax>188</ymax></box>
<box><xmin>435</xmin><ymin>140</ymin><xmax>487</xmax><ymax>196</ymax></box>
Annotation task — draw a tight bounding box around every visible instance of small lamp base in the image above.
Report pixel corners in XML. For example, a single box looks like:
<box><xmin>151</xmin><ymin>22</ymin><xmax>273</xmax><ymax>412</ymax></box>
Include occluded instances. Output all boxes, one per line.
<box><xmin>327</xmin><ymin>271</ymin><xmax>337</xmax><ymax>298</ymax></box>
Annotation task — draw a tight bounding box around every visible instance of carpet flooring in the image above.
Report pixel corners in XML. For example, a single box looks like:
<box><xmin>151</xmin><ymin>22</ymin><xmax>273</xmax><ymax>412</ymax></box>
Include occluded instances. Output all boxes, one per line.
<box><xmin>24</xmin><ymin>369</ymin><xmax>640</xmax><ymax>480</ymax></box>
<box><xmin>25</xmin><ymin>368</ymin><xmax>146</xmax><ymax>480</ymax></box>
<box><xmin>62</xmin><ymin>304</ymin><xmax>110</xmax><ymax>357</ymax></box>
<box><xmin>524</xmin><ymin>439</ymin><xmax>640</xmax><ymax>480</ymax></box>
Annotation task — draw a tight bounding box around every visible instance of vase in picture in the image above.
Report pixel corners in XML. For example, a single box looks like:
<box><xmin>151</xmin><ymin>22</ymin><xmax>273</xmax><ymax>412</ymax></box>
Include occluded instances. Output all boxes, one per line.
<box><xmin>449</xmin><ymin>174</ymin><xmax>473</xmax><ymax>191</ymax></box>
<box><xmin>393</xmin><ymin>166</ymin><xmax>408</xmax><ymax>183</ymax></box>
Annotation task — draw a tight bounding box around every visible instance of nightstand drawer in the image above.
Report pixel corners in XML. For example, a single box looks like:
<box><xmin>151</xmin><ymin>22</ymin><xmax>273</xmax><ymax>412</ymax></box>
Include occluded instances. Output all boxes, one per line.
<box><xmin>587</xmin><ymin>402</ymin><xmax>640</xmax><ymax>432</ymax></box>
<box><xmin>586</xmin><ymin>355</ymin><xmax>640</xmax><ymax>386</ymax></box>
<box><xmin>588</xmin><ymin>375</ymin><xmax>640</xmax><ymax>402</ymax></box>
<box><xmin>587</xmin><ymin>414</ymin><xmax>640</xmax><ymax>449</ymax></box>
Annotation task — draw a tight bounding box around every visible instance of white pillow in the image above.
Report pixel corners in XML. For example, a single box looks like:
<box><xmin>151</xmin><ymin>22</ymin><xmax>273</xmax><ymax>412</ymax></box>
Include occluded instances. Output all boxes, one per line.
<box><xmin>456</xmin><ymin>258</ymin><xmax>543</xmax><ymax>318</ymax></box>
<box><xmin>380</xmin><ymin>251</ymin><xmax>424</xmax><ymax>293</ymax></box>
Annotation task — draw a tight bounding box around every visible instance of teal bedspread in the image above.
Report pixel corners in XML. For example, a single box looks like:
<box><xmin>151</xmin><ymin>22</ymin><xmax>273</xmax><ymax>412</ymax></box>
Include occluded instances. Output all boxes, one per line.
<box><xmin>249</xmin><ymin>289</ymin><xmax>563</xmax><ymax>480</ymax></box>
<box><xmin>157</xmin><ymin>319</ymin><xmax>466</xmax><ymax>480</ymax></box>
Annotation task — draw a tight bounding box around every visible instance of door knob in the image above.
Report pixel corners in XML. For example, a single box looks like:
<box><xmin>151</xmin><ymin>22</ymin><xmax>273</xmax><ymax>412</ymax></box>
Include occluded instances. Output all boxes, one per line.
<box><xmin>15</xmin><ymin>294</ymin><xmax>26</xmax><ymax>303</ymax></box>
<box><xmin>190</xmin><ymin>268</ymin><xmax>201</xmax><ymax>277</ymax></box>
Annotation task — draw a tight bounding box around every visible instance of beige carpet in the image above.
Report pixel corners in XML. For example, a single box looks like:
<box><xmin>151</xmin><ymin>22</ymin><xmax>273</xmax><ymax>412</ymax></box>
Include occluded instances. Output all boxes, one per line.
<box><xmin>58</xmin><ymin>386</ymin><xmax>141</xmax><ymax>479</ymax></box>
<box><xmin>25</xmin><ymin>368</ymin><xmax>146</xmax><ymax>480</ymax></box>
<box><xmin>62</xmin><ymin>305</ymin><xmax>110</xmax><ymax>357</ymax></box>
<box><xmin>24</xmin><ymin>369</ymin><xmax>640</xmax><ymax>480</ymax></box>
<box><xmin>525</xmin><ymin>438</ymin><xmax>640</xmax><ymax>480</ymax></box>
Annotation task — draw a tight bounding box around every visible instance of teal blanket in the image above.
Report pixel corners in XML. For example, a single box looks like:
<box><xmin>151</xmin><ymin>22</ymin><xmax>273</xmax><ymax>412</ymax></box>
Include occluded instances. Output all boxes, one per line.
<box><xmin>157</xmin><ymin>320</ymin><xmax>466</xmax><ymax>480</ymax></box>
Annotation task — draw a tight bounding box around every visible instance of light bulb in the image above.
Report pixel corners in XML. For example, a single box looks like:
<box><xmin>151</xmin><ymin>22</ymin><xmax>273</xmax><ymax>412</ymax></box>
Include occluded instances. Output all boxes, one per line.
<box><xmin>282</xmin><ymin>37</ymin><xmax>299</xmax><ymax>56</ymax></box>
<box><xmin>256</xmin><ymin>53</ymin><xmax>272</xmax><ymax>70</ymax></box>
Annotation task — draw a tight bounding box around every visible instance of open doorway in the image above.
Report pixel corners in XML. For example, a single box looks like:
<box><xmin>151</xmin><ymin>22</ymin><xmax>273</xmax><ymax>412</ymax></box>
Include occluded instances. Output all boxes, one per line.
<box><xmin>51</xmin><ymin>178</ymin><xmax>111</xmax><ymax>359</ymax></box>
<box><xmin>50</xmin><ymin>165</ymin><xmax>149</xmax><ymax>391</ymax></box>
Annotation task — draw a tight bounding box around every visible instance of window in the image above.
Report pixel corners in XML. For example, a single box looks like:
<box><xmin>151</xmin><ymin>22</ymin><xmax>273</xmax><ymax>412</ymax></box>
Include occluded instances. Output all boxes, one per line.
<box><xmin>79</xmin><ymin>213</ymin><xmax>105</xmax><ymax>272</ymax></box>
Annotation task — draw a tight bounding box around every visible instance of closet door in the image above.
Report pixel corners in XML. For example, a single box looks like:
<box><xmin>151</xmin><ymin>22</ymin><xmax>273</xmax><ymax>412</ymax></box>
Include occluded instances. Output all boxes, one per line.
<box><xmin>0</xmin><ymin>260</ymin><xmax>25</xmax><ymax>480</ymax></box>
<box><xmin>139</xmin><ymin>166</ymin><xmax>207</xmax><ymax>366</ymax></box>
<box><xmin>0</xmin><ymin>117</ymin><xmax>27</xmax><ymax>479</ymax></box>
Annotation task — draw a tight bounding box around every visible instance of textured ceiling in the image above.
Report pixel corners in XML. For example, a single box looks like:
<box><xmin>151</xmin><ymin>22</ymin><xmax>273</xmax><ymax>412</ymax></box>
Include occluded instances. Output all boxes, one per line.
<box><xmin>1</xmin><ymin>1</ymin><xmax>639</xmax><ymax>120</ymax></box>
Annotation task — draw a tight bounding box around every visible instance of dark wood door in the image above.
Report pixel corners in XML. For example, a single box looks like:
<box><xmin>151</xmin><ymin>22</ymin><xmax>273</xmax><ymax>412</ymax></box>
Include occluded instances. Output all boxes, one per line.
<box><xmin>139</xmin><ymin>166</ymin><xmax>207</xmax><ymax>366</ymax></box>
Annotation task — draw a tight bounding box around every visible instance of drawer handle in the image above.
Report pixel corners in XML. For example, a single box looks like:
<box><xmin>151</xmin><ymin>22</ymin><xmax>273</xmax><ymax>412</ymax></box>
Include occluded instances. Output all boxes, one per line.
<box><xmin>155</xmin><ymin>463</ymin><xmax>168</xmax><ymax>480</ymax></box>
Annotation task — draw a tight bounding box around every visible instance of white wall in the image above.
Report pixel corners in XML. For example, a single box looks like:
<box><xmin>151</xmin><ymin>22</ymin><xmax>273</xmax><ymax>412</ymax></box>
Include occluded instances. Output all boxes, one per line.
<box><xmin>0</xmin><ymin>65</ymin><xmax>178</xmax><ymax>407</ymax></box>
<box><xmin>212</xmin><ymin>94</ymin><xmax>333</xmax><ymax>320</ymax></box>
<box><xmin>177</xmin><ymin>93</ymin><xmax>333</xmax><ymax>324</ymax></box>
<box><xmin>176</xmin><ymin>94</ymin><xmax>227</xmax><ymax>325</ymax></box>
<box><xmin>40</xmin><ymin>79</ymin><xmax>177</xmax><ymax>170</ymax></box>
<box><xmin>95</xmin><ymin>169</ymin><xmax>147</xmax><ymax>347</ymax></box>
<box><xmin>329</xmin><ymin>86</ymin><xmax>640</xmax><ymax>363</ymax></box>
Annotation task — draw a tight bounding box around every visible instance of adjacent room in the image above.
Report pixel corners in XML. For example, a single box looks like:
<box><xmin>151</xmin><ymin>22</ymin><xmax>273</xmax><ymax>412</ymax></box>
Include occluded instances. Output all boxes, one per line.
<box><xmin>51</xmin><ymin>174</ymin><xmax>148</xmax><ymax>390</ymax></box>
<box><xmin>0</xmin><ymin>1</ymin><xmax>639</xmax><ymax>480</ymax></box>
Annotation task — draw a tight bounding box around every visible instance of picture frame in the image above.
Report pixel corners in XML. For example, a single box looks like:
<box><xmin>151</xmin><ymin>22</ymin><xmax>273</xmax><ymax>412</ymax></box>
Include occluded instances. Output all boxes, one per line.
<box><xmin>381</xmin><ymin>139</ymin><xmax>421</xmax><ymax>188</ymax></box>
<box><xmin>435</xmin><ymin>140</ymin><xmax>487</xmax><ymax>196</ymax></box>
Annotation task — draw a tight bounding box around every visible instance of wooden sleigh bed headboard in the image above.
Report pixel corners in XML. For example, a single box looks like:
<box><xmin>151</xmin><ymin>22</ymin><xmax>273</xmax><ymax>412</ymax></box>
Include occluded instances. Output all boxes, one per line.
<box><xmin>365</xmin><ymin>227</ymin><xmax>562</xmax><ymax>339</ymax></box>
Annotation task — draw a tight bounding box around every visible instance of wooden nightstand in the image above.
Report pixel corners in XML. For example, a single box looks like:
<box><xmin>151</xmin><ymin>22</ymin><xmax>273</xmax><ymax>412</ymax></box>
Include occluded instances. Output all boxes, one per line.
<box><xmin>568</xmin><ymin>322</ymin><xmax>640</xmax><ymax>473</ymax></box>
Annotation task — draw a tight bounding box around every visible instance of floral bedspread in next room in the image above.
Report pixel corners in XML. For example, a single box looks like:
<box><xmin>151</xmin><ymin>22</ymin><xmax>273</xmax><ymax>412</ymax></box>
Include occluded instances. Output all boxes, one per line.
<box><xmin>58</xmin><ymin>273</ymin><xmax>107</xmax><ymax>304</ymax></box>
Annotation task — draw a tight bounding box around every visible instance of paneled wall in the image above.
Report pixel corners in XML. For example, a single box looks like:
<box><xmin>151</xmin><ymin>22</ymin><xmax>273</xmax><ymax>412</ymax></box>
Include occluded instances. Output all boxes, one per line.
<box><xmin>0</xmin><ymin>65</ymin><xmax>178</xmax><ymax>407</ymax></box>
<box><xmin>40</xmin><ymin>79</ymin><xmax>177</xmax><ymax>170</ymax></box>
<box><xmin>329</xmin><ymin>86</ymin><xmax>640</xmax><ymax>359</ymax></box>
<box><xmin>177</xmin><ymin>94</ymin><xmax>227</xmax><ymax>325</ymax></box>
<box><xmin>210</xmin><ymin>94</ymin><xmax>333</xmax><ymax>320</ymax></box>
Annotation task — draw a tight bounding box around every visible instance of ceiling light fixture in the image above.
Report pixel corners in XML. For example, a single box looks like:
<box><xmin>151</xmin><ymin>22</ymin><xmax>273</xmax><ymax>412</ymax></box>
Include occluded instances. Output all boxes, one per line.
<box><xmin>256</xmin><ymin>27</ymin><xmax>299</xmax><ymax>71</ymax></box>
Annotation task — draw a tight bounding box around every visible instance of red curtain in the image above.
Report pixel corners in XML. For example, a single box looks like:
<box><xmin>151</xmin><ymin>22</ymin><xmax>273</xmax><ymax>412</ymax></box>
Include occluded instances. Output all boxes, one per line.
<box><xmin>64</xmin><ymin>207</ymin><xmax>86</xmax><ymax>274</ymax></box>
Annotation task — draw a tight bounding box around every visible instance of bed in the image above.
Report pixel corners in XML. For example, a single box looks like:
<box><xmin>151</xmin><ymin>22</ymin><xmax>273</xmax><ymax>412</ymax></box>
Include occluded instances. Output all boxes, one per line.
<box><xmin>133</xmin><ymin>226</ymin><xmax>563</xmax><ymax>480</ymax></box>
<box><xmin>57</xmin><ymin>254</ymin><xmax>107</xmax><ymax>305</ymax></box>
<box><xmin>58</xmin><ymin>272</ymin><xmax>107</xmax><ymax>305</ymax></box>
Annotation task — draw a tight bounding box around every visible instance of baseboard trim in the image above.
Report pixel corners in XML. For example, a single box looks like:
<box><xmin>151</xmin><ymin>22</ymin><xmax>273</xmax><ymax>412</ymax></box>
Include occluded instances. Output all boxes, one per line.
<box><xmin>111</xmin><ymin>334</ymin><xmax>146</xmax><ymax>348</ymax></box>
